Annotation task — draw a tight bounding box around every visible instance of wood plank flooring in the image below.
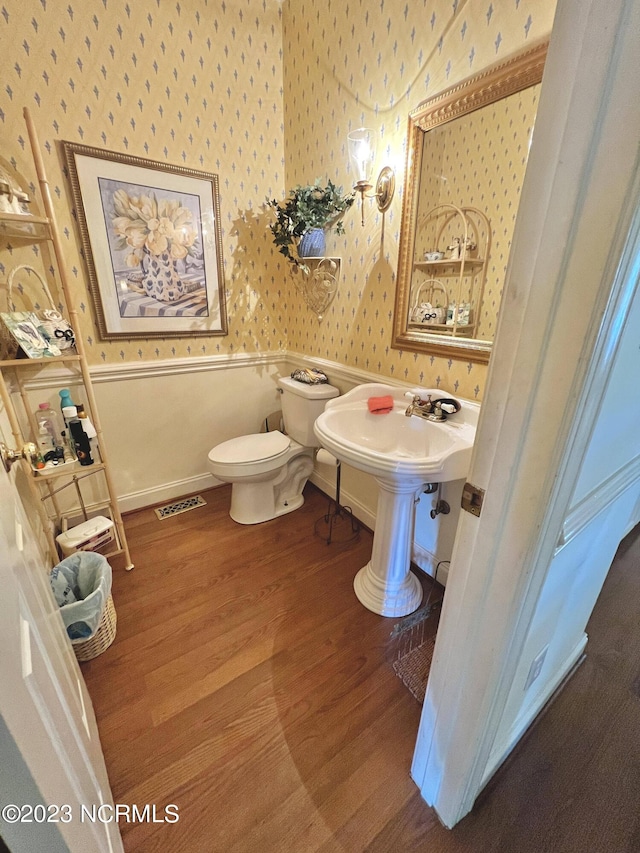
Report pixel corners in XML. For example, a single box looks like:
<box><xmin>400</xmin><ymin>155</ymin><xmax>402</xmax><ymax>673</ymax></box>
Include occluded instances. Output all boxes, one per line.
<box><xmin>83</xmin><ymin>485</ymin><xmax>436</xmax><ymax>851</ymax></box>
<box><xmin>83</xmin><ymin>486</ymin><xmax>640</xmax><ymax>852</ymax></box>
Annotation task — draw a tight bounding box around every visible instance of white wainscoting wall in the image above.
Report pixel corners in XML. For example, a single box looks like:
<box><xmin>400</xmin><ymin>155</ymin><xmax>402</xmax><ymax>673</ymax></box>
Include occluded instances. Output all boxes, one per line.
<box><xmin>17</xmin><ymin>349</ymin><xmax>472</xmax><ymax>580</ymax></box>
<box><xmin>91</xmin><ymin>353</ymin><xmax>288</xmax><ymax>512</ymax></box>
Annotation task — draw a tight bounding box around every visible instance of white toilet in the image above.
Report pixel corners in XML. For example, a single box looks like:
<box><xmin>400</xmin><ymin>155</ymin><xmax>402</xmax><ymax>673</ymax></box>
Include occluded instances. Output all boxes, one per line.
<box><xmin>208</xmin><ymin>376</ymin><xmax>339</xmax><ymax>524</ymax></box>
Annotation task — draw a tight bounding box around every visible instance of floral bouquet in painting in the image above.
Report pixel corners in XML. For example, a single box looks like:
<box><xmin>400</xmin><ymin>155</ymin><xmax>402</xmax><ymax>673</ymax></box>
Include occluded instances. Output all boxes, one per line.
<box><xmin>111</xmin><ymin>189</ymin><xmax>198</xmax><ymax>303</ymax></box>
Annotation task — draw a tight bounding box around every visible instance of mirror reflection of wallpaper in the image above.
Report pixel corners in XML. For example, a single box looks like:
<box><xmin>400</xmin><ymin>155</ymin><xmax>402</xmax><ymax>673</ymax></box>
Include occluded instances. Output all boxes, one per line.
<box><xmin>415</xmin><ymin>85</ymin><xmax>539</xmax><ymax>340</ymax></box>
<box><xmin>283</xmin><ymin>0</ymin><xmax>556</xmax><ymax>400</ymax></box>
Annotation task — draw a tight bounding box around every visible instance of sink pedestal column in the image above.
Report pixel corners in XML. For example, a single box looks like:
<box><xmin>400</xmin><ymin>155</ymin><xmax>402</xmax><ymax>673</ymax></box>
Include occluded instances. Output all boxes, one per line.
<box><xmin>353</xmin><ymin>479</ymin><xmax>423</xmax><ymax>617</ymax></box>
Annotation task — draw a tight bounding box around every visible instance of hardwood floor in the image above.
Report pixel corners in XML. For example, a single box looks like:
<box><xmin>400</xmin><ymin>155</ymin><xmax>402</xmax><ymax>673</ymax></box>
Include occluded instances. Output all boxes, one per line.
<box><xmin>83</xmin><ymin>486</ymin><xmax>640</xmax><ymax>852</ymax></box>
<box><xmin>83</xmin><ymin>485</ymin><xmax>435</xmax><ymax>851</ymax></box>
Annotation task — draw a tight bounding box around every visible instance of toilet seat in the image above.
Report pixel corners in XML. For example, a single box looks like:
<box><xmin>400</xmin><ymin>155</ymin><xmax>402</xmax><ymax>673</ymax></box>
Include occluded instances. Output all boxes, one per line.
<box><xmin>208</xmin><ymin>431</ymin><xmax>290</xmax><ymax>465</ymax></box>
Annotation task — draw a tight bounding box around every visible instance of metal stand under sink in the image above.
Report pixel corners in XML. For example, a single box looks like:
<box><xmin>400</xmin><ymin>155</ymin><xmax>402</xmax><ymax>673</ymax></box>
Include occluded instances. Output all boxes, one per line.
<box><xmin>314</xmin><ymin>459</ymin><xmax>360</xmax><ymax>545</ymax></box>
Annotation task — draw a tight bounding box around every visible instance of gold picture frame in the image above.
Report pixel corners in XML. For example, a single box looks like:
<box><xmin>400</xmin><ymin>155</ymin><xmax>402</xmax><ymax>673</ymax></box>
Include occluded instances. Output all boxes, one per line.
<box><xmin>63</xmin><ymin>142</ymin><xmax>228</xmax><ymax>341</ymax></box>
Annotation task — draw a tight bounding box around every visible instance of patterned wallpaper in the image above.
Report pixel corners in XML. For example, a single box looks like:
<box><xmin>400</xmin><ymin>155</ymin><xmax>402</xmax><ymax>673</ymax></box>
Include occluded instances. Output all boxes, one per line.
<box><xmin>282</xmin><ymin>0</ymin><xmax>556</xmax><ymax>399</ymax></box>
<box><xmin>1</xmin><ymin>0</ymin><xmax>556</xmax><ymax>400</ymax></box>
<box><xmin>0</xmin><ymin>0</ymin><xmax>287</xmax><ymax>363</ymax></box>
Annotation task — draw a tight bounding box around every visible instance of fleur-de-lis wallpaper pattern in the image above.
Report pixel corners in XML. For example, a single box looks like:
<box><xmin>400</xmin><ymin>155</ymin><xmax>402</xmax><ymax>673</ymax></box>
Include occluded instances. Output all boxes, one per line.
<box><xmin>283</xmin><ymin>0</ymin><xmax>554</xmax><ymax>399</ymax></box>
<box><xmin>0</xmin><ymin>0</ymin><xmax>556</xmax><ymax>400</ymax></box>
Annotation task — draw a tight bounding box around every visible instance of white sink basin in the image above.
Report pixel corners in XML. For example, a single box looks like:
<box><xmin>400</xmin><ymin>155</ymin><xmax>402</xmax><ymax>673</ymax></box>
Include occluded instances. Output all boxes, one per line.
<box><xmin>314</xmin><ymin>383</ymin><xmax>478</xmax><ymax>617</ymax></box>
<box><xmin>314</xmin><ymin>385</ymin><xmax>475</xmax><ymax>485</ymax></box>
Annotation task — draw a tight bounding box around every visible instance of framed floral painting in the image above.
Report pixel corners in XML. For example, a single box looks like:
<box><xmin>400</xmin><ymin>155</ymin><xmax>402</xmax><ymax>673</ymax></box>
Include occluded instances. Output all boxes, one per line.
<box><xmin>62</xmin><ymin>142</ymin><xmax>227</xmax><ymax>340</ymax></box>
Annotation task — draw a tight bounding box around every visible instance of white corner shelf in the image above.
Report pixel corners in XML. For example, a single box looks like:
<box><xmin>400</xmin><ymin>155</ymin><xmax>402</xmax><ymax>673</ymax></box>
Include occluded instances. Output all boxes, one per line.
<box><xmin>410</xmin><ymin>204</ymin><xmax>490</xmax><ymax>338</ymax></box>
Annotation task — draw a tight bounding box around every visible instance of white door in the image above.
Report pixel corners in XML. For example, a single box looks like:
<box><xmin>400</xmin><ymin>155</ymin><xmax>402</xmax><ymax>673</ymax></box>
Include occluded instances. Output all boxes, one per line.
<box><xmin>411</xmin><ymin>0</ymin><xmax>640</xmax><ymax>828</ymax></box>
<box><xmin>0</xmin><ymin>457</ymin><xmax>123</xmax><ymax>853</ymax></box>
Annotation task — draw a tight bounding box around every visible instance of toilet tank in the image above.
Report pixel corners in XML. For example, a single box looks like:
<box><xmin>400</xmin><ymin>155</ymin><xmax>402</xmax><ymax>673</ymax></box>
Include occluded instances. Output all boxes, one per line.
<box><xmin>277</xmin><ymin>376</ymin><xmax>339</xmax><ymax>447</ymax></box>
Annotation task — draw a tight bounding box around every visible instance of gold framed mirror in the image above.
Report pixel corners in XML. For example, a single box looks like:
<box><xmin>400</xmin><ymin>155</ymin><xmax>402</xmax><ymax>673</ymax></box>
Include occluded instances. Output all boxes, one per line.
<box><xmin>392</xmin><ymin>40</ymin><xmax>548</xmax><ymax>363</ymax></box>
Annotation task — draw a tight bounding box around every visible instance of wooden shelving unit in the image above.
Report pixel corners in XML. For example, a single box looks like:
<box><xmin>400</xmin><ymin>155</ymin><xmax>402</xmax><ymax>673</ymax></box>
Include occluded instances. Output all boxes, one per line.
<box><xmin>0</xmin><ymin>107</ymin><xmax>133</xmax><ymax>570</ymax></box>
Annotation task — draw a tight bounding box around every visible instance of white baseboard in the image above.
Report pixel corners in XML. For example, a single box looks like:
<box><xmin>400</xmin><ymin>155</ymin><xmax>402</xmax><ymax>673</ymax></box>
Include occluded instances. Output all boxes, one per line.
<box><xmin>412</xmin><ymin>541</ymin><xmax>450</xmax><ymax>586</ymax></box>
<box><xmin>309</xmin><ymin>469</ymin><xmax>377</xmax><ymax>531</ymax></box>
<box><xmin>481</xmin><ymin>633</ymin><xmax>588</xmax><ymax>789</ymax></box>
<box><xmin>118</xmin><ymin>472</ymin><xmax>220</xmax><ymax>514</ymax></box>
<box><xmin>120</xmin><ymin>466</ymin><xmax>368</xmax><ymax>518</ymax></box>
<box><xmin>118</xmin><ymin>467</ymin><xmax>369</xmax><ymax>521</ymax></box>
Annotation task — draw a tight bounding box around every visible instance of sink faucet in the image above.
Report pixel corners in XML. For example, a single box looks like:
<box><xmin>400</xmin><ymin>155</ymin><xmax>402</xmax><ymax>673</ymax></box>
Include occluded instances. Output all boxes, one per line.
<box><xmin>404</xmin><ymin>393</ymin><xmax>461</xmax><ymax>421</ymax></box>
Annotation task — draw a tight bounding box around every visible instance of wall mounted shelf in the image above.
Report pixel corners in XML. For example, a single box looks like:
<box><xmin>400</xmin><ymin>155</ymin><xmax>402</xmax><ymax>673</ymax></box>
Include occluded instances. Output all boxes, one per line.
<box><xmin>295</xmin><ymin>257</ymin><xmax>341</xmax><ymax>320</ymax></box>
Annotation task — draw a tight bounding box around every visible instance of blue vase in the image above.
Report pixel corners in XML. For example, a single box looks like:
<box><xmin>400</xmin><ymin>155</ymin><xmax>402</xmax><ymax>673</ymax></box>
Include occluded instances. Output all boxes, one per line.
<box><xmin>299</xmin><ymin>227</ymin><xmax>326</xmax><ymax>258</ymax></box>
<box><xmin>141</xmin><ymin>246</ymin><xmax>185</xmax><ymax>304</ymax></box>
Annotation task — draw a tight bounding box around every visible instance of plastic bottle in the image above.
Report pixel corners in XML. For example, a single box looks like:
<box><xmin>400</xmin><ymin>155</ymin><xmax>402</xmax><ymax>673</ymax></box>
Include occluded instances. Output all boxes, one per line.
<box><xmin>37</xmin><ymin>420</ymin><xmax>54</xmax><ymax>454</ymax></box>
<box><xmin>67</xmin><ymin>410</ymin><xmax>94</xmax><ymax>466</ymax></box>
<box><xmin>59</xmin><ymin>389</ymin><xmax>75</xmax><ymax>420</ymax></box>
<box><xmin>61</xmin><ymin>405</ymin><xmax>78</xmax><ymax>425</ymax></box>
<box><xmin>59</xmin><ymin>429</ymin><xmax>74</xmax><ymax>462</ymax></box>
<box><xmin>35</xmin><ymin>402</ymin><xmax>63</xmax><ymax>448</ymax></box>
<box><xmin>61</xmin><ymin>406</ymin><xmax>79</xmax><ymax>460</ymax></box>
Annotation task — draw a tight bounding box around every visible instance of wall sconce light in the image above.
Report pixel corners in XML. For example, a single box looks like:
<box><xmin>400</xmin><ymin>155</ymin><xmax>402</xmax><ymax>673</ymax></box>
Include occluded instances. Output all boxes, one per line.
<box><xmin>347</xmin><ymin>127</ymin><xmax>396</xmax><ymax>226</ymax></box>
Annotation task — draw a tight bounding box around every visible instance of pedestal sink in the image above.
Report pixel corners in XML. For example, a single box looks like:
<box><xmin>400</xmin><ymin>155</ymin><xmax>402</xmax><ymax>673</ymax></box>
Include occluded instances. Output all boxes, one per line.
<box><xmin>314</xmin><ymin>383</ymin><xmax>478</xmax><ymax>617</ymax></box>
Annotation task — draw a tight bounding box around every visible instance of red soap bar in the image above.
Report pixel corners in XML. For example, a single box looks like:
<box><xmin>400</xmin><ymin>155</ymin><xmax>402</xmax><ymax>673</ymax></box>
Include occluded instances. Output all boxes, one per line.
<box><xmin>367</xmin><ymin>395</ymin><xmax>394</xmax><ymax>414</ymax></box>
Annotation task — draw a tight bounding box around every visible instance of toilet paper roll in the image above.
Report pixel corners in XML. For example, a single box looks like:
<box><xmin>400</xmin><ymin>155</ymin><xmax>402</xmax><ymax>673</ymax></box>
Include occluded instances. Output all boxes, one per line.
<box><xmin>316</xmin><ymin>449</ymin><xmax>339</xmax><ymax>467</ymax></box>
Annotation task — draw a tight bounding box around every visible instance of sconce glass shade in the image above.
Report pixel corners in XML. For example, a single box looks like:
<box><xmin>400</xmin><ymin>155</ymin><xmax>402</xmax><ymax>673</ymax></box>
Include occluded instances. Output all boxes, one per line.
<box><xmin>348</xmin><ymin>128</ymin><xmax>377</xmax><ymax>186</ymax></box>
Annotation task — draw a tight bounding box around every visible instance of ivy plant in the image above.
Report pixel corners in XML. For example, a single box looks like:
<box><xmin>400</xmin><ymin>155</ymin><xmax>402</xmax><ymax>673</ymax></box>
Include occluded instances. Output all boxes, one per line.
<box><xmin>267</xmin><ymin>179</ymin><xmax>355</xmax><ymax>268</ymax></box>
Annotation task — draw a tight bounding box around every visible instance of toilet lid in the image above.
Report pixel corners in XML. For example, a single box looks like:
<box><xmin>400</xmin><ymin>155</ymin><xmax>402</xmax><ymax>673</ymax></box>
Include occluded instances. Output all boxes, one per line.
<box><xmin>208</xmin><ymin>431</ymin><xmax>291</xmax><ymax>464</ymax></box>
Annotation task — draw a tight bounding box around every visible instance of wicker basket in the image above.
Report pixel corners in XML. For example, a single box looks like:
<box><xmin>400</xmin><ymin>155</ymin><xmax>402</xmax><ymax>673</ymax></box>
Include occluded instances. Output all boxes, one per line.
<box><xmin>72</xmin><ymin>594</ymin><xmax>117</xmax><ymax>662</ymax></box>
<box><xmin>409</xmin><ymin>278</ymin><xmax>448</xmax><ymax>325</ymax></box>
<box><xmin>0</xmin><ymin>264</ymin><xmax>74</xmax><ymax>360</ymax></box>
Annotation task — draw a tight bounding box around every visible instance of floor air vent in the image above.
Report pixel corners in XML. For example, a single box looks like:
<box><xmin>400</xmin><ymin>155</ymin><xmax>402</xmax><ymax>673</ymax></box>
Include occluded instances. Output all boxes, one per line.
<box><xmin>154</xmin><ymin>495</ymin><xmax>207</xmax><ymax>520</ymax></box>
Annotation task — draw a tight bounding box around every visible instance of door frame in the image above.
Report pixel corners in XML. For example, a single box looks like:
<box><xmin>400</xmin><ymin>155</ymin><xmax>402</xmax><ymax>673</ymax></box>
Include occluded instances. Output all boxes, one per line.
<box><xmin>411</xmin><ymin>0</ymin><xmax>640</xmax><ymax>827</ymax></box>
